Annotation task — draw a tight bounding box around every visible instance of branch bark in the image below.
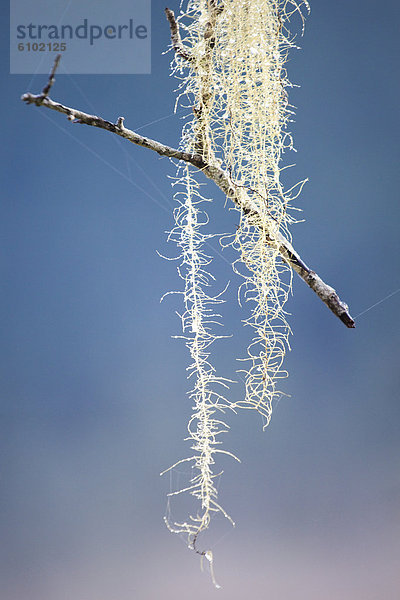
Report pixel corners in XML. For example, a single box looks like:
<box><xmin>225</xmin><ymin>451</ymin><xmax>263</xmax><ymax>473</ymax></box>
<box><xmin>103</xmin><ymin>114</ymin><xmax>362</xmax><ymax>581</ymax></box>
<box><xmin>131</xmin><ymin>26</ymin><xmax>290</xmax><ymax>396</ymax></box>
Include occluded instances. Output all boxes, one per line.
<box><xmin>21</xmin><ymin>55</ymin><xmax>355</xmax><ymax>328</ymax></box>
<box><xmin>165</xmin><ymin>8</ymin><xmax>194</xmax><ymax>62</ymax></box>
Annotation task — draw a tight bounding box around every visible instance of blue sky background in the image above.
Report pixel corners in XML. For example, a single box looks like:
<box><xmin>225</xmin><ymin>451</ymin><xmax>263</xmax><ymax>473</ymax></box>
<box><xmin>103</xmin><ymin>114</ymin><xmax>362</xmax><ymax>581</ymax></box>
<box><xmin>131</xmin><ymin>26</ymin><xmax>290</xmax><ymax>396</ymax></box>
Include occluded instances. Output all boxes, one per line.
<box><xmin>2</xmin><ymin>1</ymin><xmax>400</xmax><ymax>598</ymax></box>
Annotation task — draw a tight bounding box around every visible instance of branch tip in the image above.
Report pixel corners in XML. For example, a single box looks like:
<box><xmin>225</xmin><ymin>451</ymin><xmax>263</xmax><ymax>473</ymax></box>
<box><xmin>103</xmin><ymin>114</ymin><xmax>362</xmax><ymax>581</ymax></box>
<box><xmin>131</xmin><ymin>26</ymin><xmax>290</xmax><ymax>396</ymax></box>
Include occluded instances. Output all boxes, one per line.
<box><xmin>165</xmin><ymin>7</ymin><xmax>193</xmax><ymax>63</ymax></box>
<box><xmin>41</xmin><ymin>53</ymin><xmax>61</xmax><ymax>98</ymax></box>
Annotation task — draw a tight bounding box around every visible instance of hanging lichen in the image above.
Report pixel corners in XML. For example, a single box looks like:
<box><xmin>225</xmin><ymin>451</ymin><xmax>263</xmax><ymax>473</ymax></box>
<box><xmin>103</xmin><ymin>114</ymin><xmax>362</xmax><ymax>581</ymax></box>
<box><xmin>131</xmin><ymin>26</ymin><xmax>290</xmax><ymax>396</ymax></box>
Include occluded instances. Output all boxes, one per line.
<box><xmin>163</xmin><ymin>0</ymin><xmax>310</xmax><ymax>583</ymax></box>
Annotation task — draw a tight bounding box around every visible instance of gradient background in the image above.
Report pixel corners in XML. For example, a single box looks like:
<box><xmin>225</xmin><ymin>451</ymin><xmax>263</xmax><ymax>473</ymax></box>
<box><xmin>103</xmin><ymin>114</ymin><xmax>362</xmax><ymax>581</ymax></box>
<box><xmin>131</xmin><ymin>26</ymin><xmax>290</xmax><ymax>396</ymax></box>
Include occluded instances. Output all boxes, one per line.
<box><xmin>2</xmin><ymin>1</ymin><xmax>400</xmax><ymax>598</ymax></box>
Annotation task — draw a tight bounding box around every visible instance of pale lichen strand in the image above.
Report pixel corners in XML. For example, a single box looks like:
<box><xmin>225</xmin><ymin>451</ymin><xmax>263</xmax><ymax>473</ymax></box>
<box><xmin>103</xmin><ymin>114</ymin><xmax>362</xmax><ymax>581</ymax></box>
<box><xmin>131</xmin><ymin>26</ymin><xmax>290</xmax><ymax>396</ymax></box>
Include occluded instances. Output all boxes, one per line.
<box><xmin>163</xmin><ymin>163</ymin><xmax>236</xmax><ymax>562</ymax></box>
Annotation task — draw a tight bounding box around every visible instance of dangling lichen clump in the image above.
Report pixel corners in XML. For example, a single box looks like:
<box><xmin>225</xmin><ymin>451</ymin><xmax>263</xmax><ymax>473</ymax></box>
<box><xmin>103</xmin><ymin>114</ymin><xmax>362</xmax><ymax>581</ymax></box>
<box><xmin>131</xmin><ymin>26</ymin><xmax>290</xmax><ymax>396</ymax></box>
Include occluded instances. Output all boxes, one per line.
<box><xmin>163</xmin><ymin>0</ymin><xmax>309</xmax><ymax>578</ymax></box>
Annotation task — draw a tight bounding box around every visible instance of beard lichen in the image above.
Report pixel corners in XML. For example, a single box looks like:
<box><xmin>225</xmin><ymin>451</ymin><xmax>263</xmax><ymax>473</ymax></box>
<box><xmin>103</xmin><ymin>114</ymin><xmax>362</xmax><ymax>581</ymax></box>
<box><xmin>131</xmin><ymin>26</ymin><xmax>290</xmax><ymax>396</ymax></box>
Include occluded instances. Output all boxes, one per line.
<box><xmin>161</xmin><ymin>0</ymin><xmax>310</xmax><ymax>584</ymax></box>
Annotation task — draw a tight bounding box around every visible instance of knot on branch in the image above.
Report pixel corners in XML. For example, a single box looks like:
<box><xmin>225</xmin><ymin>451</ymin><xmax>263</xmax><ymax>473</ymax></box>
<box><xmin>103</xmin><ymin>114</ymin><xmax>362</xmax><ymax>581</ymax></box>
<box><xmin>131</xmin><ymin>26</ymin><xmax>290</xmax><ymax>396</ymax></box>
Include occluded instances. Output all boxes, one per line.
<box><xmin>116</xmin><ymin>117</ymin><xmax>125</xmax><ymax>130</ymax></box>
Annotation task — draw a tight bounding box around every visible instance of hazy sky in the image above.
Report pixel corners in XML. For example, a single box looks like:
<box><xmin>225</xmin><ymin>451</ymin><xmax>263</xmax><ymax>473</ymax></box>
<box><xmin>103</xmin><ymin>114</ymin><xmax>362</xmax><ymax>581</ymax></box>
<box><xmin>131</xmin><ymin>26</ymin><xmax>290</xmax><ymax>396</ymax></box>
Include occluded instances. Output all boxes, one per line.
<box><xmin>2</xmin><ymin>1</ymin><xmax>400</xmax><ymax>598</ymax></box>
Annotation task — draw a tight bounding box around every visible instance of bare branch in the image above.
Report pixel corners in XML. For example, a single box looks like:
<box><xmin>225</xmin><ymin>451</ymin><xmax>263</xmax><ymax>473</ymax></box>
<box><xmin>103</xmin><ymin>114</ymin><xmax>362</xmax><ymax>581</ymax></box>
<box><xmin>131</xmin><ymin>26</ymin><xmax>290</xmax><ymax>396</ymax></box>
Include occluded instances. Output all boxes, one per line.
<box><xmin>165</xmin><ymin>8</ymin><xmax>193</xmax><ymax>63</ymax></box>
<box><xmin>41</xmin><ymin>53</ymin><xmax>61</xmax><ymax>98</ymax></box>
<box><xmin>20</xmin><ymin>57</ymin><xmax>355</xmax><ymax>328</ymax></box>
<box><xmin>21</xmin><ymin>92</ymin><xmax>206</xmax><ymax>167</ymax></box>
